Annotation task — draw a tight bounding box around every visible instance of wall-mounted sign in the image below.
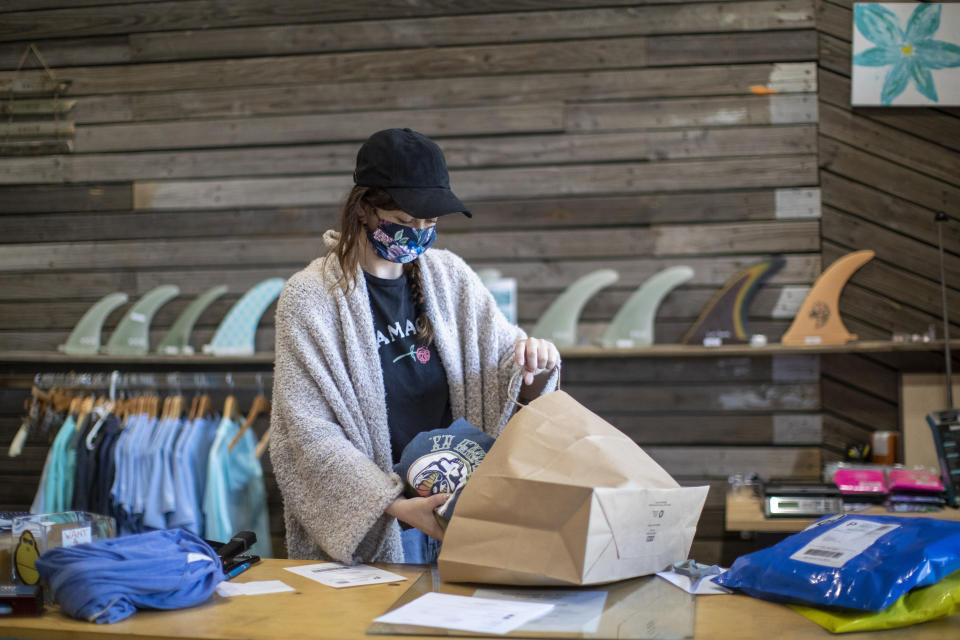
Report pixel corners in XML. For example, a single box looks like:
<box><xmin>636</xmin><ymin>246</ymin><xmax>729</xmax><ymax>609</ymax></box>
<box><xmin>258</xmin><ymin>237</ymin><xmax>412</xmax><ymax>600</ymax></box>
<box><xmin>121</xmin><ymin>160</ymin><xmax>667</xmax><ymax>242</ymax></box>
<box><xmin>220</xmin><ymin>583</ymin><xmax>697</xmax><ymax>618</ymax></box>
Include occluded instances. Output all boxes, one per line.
<box><xmin>852</xmin><ymin>3</ymin><xmax>960</xmax><ymax>106</ymax></box>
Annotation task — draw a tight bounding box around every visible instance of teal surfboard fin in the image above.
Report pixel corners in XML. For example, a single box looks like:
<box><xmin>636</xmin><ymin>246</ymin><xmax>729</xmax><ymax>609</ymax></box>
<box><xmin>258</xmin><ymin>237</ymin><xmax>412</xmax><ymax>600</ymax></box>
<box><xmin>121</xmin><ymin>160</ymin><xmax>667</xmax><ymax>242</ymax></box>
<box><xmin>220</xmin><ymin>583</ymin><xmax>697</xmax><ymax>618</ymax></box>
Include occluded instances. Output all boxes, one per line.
<box><xmin>203</xmin><ymin>278</ymin><xmax>285</xmax><ymax>356</ymax></box>
<box><xmin>59</xmin><ymin>292</ymin><xmax>129</xmax><ymax>355</ymax></box>
<box><xmin>601</xmin><ymin>266</ymin><xmax>694</xmax><ymax>348</ymax></box>
<box><xmin>103</xmin><ymin>285</ymin><xmax>180</xmax><ymax>355</ymax></box>
<box><xmin>531</xmin><ymin>269</ymin><xmax>618</xmax><ymax>347</ymax></box>
<box><xmin>156</xmin><ymin>285</ymin><xmax>229</xmax><ymax>355</ymax></box>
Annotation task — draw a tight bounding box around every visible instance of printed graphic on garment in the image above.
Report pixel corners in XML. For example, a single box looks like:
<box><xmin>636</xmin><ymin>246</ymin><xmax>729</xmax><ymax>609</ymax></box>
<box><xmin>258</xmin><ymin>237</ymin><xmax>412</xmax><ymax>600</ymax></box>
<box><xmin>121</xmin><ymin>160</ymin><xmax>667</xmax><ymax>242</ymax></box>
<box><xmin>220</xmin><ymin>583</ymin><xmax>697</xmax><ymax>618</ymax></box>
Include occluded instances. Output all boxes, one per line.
<box><xmin>375</xmin><ymin>319</ymin><xmax>417</xmax><ymax>349</ymax></box>
<box><xmin>393</xmin><ymin>345</ymin><xmax>431</xmax><ymax>364</ymax></box>
<box><xmin>406</xmin><ymin>436</ymin><xmax>489</xmax><ymax>497</ymax></box>
<box><xmin>374</xmin><ymin>318</ymin><xmax>432</xmax><ymax>366</ymax></box>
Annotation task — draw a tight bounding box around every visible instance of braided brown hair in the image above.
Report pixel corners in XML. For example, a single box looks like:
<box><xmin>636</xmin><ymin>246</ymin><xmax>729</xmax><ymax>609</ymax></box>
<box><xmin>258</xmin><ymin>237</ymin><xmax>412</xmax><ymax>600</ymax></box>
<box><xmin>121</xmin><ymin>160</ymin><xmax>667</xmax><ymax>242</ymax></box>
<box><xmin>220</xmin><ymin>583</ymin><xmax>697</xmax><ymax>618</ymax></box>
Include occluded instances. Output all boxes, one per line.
<box><xmin>330</xmin><ymin>185</ymin><xmax>435</xmax><ymax>346</ymax></box>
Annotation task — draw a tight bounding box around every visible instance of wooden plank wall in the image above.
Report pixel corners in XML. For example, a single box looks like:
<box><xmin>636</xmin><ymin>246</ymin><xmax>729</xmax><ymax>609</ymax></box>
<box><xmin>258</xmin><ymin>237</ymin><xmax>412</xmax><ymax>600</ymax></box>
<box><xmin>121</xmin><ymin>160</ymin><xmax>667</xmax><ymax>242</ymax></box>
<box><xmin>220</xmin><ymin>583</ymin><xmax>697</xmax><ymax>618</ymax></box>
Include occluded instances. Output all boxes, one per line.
<box><xmin>0</xmin><ymin>0</ymin><xmax>825</xmax><ymax>564</ymax></box>
<box><xmin>816</xmin><ymin>0</ymin><xmax>960</xmax><ymax>454</ymax></box>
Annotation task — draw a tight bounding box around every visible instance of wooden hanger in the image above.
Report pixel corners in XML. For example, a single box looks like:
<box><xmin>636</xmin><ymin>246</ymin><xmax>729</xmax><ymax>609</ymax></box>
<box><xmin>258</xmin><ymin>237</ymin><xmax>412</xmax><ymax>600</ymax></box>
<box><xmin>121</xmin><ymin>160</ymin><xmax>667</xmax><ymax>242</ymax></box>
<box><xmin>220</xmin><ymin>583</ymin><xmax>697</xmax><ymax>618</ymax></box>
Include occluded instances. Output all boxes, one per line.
<box><xmin>129</xmin><ymin>393</ymin><xmax>147</xmax><ymax>425</ymax></box>
<box><xmin>196</xmin><ymin>393</ymin><xmax>211</xmax><ymax>420</ymax></box>
<box><xmin>187</xmin><ymin>394</ymin><xmax>200</xmax><ymax>422</ymax></box>
<box><xmin>116</xmin><ymin>397</ymin><xmax>127</xmax><ymax>423</ymax></box>
<box><xmin>254</xmin><ymin>425</ymin><xmax>272</xmax><ymax>459</ymax></box>
<box><xmin>228</xmin><ymin>394</ymin><xmax>268</xmax><ymax>452</ymax></box>
<box><xmin>123</xmin><ymin>396</ymin><xmax>135</xmax><ymax>422</ymax></box>
<box><xmin>170</xmin><ymin>394</ymin><xmax>183</xmax><ymax>421</ymax></box>
<box><xmin>222</xmin><ymin>394</ymin><xmax>239</xmax><ymax>423</ymax></box>
<box><xmin>30</xmin><ymin>385</ymin><xmax>50</xmax><ymax>404</ymax></box>
<box><xmin>50</xmin><ymin>387</ymin><xmax>73</xmax><ymax>414</ymax></box>
<box><xmin>74</xmin><ymin>394</ymin><xmax>95</xmax><ymax>432</ymax></box>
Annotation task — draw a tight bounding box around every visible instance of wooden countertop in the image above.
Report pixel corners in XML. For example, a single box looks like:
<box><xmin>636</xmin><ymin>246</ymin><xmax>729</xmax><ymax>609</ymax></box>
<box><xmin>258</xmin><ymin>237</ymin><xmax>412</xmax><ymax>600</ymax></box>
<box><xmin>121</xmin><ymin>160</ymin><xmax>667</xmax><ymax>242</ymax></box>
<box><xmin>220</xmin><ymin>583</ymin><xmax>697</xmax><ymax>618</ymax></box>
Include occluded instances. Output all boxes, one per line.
<box><xmin>1</xmin><ymin>558</ymin><xmax>958</xmax><ymax>639</ymax></box>
<box><xmin>726</xmin><ymin>491</ymin><xmax>960</xmax><ymax>533</ymax></box>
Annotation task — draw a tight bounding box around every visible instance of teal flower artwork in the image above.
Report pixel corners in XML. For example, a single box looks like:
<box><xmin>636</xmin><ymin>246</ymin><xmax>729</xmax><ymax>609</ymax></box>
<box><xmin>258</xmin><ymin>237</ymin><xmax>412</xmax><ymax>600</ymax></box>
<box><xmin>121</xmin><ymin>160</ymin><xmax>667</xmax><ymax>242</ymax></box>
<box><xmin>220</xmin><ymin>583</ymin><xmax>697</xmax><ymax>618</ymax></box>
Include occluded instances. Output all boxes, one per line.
<box><xmin>853</xmin><ymin>3</ymin><xmax>960</xmax><ymax>105</ymax></box>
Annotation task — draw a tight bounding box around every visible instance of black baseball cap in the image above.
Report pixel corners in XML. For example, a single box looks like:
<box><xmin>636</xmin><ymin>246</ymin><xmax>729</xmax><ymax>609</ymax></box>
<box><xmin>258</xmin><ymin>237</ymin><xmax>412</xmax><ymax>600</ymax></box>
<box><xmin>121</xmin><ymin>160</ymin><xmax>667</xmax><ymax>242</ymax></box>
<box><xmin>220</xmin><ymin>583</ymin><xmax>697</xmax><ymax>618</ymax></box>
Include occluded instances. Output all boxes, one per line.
<box><xmin>353</xmin><ymin>128</ymin><xmax>472</xmax><ymax>219</ymax></box>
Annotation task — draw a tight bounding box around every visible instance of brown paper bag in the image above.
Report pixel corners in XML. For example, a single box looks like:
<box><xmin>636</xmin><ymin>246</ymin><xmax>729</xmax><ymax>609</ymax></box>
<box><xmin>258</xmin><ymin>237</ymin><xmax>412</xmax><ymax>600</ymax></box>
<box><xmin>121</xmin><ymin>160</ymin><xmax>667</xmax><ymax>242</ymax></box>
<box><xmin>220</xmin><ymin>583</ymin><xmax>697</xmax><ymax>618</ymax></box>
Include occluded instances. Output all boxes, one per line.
<box><xmin>438</xmin><ymin>390</ymin><xmax>709</xmax><ymax>586</ymax></box>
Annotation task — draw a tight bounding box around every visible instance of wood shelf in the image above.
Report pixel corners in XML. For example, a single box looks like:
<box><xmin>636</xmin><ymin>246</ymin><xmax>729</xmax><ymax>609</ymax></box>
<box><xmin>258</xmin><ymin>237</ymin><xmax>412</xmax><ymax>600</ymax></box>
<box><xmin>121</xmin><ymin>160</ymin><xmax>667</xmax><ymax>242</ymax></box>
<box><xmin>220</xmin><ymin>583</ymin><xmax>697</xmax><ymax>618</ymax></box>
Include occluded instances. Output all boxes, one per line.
<box><xmin>0</xmin><ymin>340</ymin><xmax>957</xmax><ymax>366</ymax></box>
<box><xmin>561</xmin><ymin>339</ymin><xmax>960</xmax><ymax>358</ymax></box>
<box><xmin>725</xmin><ymin>491</ymin><xmax>960</xmax><ymax>533</ymax></box>
<box><xmin>0</xmin><ymin>350</ymin><xmax>275</xmax><ymax>366</ymax></box>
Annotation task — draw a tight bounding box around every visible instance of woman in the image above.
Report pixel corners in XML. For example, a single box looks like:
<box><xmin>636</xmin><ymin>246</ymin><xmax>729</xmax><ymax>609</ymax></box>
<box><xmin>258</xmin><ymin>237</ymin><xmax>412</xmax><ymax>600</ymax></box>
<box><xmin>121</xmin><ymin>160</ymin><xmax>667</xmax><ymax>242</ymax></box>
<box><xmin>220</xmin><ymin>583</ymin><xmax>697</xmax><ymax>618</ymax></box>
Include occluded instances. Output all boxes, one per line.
<box><xmin>270</xmin><ymin>128</ymin><xmax>560</xmax><ymax>564</ymax></box>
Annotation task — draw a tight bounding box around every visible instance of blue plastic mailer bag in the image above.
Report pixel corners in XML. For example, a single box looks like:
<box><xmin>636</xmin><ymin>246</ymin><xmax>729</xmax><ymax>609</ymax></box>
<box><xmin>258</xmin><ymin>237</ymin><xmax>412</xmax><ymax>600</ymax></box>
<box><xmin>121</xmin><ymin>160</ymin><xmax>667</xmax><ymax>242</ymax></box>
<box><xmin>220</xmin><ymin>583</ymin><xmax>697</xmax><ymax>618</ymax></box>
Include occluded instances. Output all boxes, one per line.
<box><xmin>714</xmin><ymin>514</ymin><xmax>960</xmax><ymax>611</ymax></box>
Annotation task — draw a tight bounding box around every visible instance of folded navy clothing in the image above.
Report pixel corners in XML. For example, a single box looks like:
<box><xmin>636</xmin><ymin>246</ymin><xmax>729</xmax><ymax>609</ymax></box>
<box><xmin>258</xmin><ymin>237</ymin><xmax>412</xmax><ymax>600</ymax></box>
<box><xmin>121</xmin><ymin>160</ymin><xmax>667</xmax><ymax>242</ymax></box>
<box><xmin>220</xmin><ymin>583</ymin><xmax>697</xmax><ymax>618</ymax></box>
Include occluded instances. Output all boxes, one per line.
<box><xmin>394</xmin><ymin>418</ymin><xmax>495</xmax><ymax>524</ymax></box>
<box><xmin>35</xmin><ymin>528</ymin><xmax>224</xmax><ymax>623</ymax></box>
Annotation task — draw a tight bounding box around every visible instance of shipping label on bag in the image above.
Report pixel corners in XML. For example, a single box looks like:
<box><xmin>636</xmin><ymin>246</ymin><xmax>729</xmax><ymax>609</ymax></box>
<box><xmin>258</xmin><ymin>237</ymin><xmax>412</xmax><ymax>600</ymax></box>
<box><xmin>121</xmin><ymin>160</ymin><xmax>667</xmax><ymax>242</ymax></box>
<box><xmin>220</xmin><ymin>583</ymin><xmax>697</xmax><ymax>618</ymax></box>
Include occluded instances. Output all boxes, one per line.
<box><xmin>789</xmin><ymin>519</ymin><xmax>901</xmax><ymax>568</ymax></box>
<box><xmin>439</xmin><ymin>390</ymin><xmax>709</xmax><ymax>586</ymax></box>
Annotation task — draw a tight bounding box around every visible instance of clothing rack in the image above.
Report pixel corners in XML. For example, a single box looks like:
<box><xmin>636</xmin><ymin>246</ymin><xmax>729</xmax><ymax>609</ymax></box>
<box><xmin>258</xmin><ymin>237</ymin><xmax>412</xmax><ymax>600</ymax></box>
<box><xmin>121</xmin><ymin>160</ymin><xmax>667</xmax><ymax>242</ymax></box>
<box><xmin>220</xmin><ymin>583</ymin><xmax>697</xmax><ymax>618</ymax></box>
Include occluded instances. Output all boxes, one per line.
<box><xmin>17</xmin><ymin>370</ymin><xmax>274</xmax><ymax>555</ymax></box>
<box><xmin>14</xmin><ymin>370</ymin><xmax>275</xmax><ymax>461</ymax></box>
<box><xmin>33</xmin><ymin>371</ymin><xmax>274</xmax><ymax>395</ymax></box>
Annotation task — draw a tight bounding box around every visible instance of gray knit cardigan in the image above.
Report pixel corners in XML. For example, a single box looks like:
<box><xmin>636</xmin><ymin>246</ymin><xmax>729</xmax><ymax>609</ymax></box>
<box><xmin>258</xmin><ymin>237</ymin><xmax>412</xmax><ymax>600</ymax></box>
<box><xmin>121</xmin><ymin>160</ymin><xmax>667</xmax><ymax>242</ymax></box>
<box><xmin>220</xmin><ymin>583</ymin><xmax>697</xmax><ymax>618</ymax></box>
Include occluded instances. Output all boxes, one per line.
<box><xmin>270</xmin><ymin>230</ymin><xmax>558</xmax><ymax>563</ymax></box>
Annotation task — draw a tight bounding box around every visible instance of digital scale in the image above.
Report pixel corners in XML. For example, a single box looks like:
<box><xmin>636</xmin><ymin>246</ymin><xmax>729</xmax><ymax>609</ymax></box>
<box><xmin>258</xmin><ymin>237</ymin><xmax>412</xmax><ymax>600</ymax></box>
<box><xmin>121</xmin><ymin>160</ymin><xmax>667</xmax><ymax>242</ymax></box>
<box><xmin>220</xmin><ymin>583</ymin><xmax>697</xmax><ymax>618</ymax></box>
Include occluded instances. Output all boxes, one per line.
<box><xmin>763</xmin><ymin>483</ymin><xmax>843</xmax><ymax>518</ymax></box>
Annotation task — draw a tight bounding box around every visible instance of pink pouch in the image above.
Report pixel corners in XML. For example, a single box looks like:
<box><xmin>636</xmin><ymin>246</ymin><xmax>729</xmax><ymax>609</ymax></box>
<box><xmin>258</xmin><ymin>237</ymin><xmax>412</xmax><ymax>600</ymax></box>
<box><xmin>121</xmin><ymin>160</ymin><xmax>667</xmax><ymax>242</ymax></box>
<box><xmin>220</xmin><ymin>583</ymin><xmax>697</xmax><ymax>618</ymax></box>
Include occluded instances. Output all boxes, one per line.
<box><xmin>833</xmin><ymin>468</ymin><xmax>887</xmax><ymax>494</ymax></box>
<box><xmin>886</xmin><ymin>469</ymin><xmax>944</xmax><ymax>492</ymax></box>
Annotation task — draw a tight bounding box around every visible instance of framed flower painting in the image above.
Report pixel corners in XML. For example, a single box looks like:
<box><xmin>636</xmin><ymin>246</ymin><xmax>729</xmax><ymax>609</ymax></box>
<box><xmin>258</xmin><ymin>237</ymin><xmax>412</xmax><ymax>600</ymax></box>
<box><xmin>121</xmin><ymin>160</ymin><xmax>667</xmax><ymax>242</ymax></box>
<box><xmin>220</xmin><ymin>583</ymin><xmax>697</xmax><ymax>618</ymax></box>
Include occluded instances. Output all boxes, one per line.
<box><xmin>852</xmin><ymin>3</ymin><xmax>960</xmax><ymax>106</ymax></box>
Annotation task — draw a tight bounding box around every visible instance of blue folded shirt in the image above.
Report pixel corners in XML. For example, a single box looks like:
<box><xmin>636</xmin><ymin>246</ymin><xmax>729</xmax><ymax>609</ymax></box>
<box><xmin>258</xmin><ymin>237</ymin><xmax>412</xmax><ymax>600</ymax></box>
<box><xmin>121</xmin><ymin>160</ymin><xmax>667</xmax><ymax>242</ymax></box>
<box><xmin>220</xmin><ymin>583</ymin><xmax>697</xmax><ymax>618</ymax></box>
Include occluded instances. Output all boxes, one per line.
<box><xmin>36</xmin><ymin>528</ymin><xmax>224</xmax><ymax>623</ymax></box>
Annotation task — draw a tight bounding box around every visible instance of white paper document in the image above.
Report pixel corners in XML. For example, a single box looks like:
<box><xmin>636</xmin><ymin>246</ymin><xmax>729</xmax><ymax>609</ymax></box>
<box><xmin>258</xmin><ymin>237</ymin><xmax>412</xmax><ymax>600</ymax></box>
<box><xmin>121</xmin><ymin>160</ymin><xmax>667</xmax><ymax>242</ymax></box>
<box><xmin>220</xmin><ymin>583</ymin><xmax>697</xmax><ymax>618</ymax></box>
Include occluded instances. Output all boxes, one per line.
<box><xmin>373</xmin><ymin>592</ymin><xmax>554</xmax><ymax>635</ymax></box>
<box><xmin>215</xmin><ymin>580</ymin><xmax>296</xmax><ymax>597</ymax></box>
<box><xmin>284</xmin><ymin>562</ymin><xmax>407</xmax><ymax>588</ymax></box>
<box><xmin>472</xmin><ymin>588</ymin><xmax>607</xmax><ymax>633</ymax></box>
<box><xmin>655</xmin><ymin>569</ymin><xmax>732</xmax><ymax>595</ymax></box>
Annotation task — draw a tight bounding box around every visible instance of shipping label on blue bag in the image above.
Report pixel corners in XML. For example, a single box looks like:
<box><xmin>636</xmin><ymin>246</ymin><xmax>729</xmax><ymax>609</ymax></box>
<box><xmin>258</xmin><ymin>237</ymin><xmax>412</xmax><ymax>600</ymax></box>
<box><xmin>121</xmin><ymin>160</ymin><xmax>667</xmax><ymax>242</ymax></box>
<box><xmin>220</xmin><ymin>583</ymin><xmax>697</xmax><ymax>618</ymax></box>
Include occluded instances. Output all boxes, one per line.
<box><xmin>790</xmin><ymin>519</ymin><xmax>900</xmax><ymax>568</ymax></box>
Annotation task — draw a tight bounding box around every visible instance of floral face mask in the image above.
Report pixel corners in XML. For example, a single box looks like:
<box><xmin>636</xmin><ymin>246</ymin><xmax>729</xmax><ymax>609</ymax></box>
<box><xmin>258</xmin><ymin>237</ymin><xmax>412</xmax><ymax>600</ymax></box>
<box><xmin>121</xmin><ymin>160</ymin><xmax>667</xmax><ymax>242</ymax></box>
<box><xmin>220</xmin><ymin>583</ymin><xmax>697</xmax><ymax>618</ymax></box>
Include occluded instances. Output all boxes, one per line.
<box><xmin>367</xmin><ymin>217</ymin><xmax>437</xmax><ymax>264</ymax></box>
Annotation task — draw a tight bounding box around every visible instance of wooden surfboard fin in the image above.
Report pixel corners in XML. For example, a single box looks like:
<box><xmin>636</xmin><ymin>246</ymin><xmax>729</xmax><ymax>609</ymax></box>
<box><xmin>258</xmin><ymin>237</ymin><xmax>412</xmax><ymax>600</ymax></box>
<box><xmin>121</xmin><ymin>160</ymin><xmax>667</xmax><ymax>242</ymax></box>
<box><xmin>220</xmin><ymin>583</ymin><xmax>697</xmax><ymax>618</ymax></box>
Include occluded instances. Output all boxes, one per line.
<box><xmin>780</xmin><ymin>249</ymin><xmax>874</xmax><ymax>346</ymax></box>
<box><xmin>681</xmin><ymin>256</ymin><xmax>786</xmax><ymax>345</ymax></box>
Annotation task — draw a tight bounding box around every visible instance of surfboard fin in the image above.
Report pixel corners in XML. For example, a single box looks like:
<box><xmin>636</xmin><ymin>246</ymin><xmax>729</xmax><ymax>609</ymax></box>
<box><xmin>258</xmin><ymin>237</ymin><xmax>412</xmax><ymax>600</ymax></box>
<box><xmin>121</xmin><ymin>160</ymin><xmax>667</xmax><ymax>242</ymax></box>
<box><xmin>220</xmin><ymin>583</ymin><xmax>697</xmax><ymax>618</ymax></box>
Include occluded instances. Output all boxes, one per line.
<box><xmin>156</xmin><ymin>285</ymin><xmax>229</xmax><ymax>355</ymax></box>
<box><xmin>59</xmin><ymin>292</ymin><xmax>129</xmax><ymax>355</ymax></box>
<box><xmin>780</xmin><ymin>249</ymin><xmax>874</xmax><ymax>346</ymax></box>
<box><xmin>103</xmin><ymin>285</ymin><xmax>180</xmax><ymax>355</ymax></box>
<box><xmin>531</xmin><ymin>269</ymin><xmax>619</xmax><ymax>348</ymax></box>
<box><xmin>682</xmin><ymin>257</ymin><xmax>786</xmax><ymax>345</ymax></box>
<box><xmin>602</xmin><ymin>266</ymin><xmax>694</xmax><ymax>348</ymax></box>
<box><xmin>203</xmin><ymin>278</ymin><xmax>285</xmax><ymax>356</ymax></box>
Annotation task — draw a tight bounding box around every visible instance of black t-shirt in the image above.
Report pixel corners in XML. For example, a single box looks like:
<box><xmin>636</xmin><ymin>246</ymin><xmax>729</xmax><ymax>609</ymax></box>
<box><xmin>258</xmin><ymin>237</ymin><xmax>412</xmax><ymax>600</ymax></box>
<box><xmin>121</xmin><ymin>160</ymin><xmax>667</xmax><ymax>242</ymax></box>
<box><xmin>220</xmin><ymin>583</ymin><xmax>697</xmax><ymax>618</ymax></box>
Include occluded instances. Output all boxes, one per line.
<box><xmin>364</xmin><ymin>271</ymin><xmax>452</xmax><ymax>463</ymax></box>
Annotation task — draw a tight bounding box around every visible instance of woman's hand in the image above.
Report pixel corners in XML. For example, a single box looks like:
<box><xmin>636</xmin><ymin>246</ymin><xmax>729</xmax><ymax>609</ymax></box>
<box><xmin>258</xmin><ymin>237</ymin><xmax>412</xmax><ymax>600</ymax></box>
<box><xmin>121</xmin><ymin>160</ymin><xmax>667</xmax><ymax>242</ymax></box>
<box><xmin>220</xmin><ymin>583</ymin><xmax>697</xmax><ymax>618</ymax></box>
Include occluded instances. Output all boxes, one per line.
<box><xmin>513</xmin><ymin>338</ymin><xmax>560</xmax><ymax>402</ymax></box>
<box><xmin>386</xmin><ymin>494</ymin><xmax>448</xmax><ymax>541</ymax></box>
<box><xmin>515</xmin><ymin>337</ymin><xmax>560</xmax><ymax>398</ymax></box>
